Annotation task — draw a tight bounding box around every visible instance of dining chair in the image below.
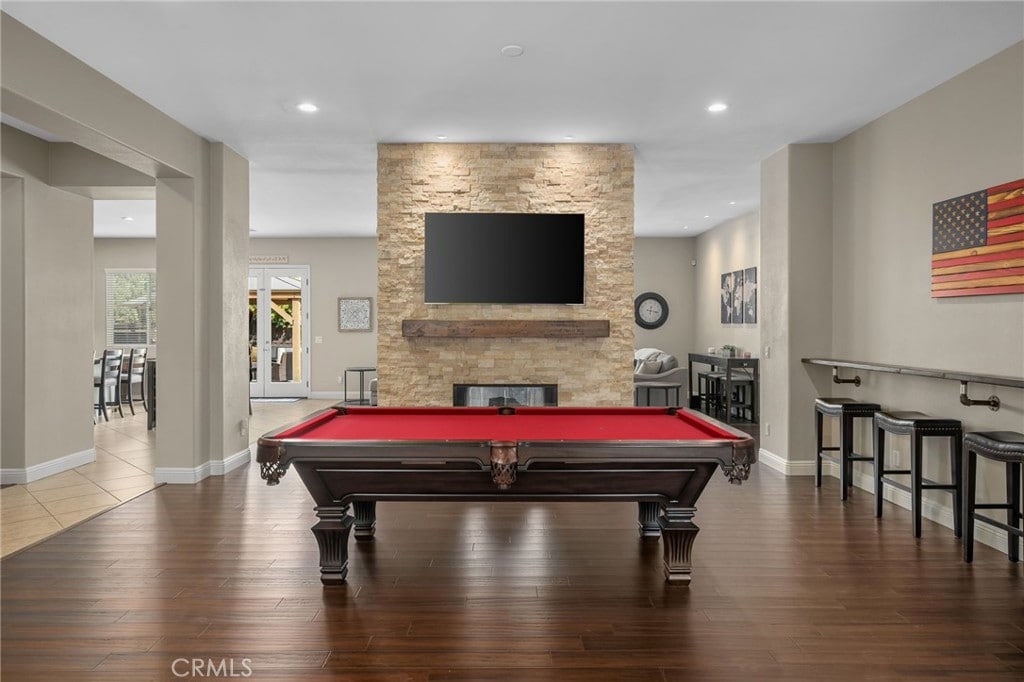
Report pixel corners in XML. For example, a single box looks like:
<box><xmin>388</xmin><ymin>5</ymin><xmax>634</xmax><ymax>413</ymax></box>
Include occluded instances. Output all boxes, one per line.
<box><xmin>94</xmin><ymin>348</ymin><xmax>124</xmax><ymax>422</ymax></box>
<box><xmin>120</xmin><ymin>347</ymin><xmax>148</xmax><ymax>415</ymax></box>
<box><xmin>92</xmin><ymin>353</ymin><xmax>102</xmax><ymax>424</ymax></box>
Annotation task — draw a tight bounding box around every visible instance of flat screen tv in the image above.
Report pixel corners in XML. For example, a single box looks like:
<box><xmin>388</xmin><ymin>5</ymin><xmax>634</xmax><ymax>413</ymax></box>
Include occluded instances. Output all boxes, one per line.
<box><xmin>424</xmin><ymin>213</ymin><xmax>585</xmax><ymax>304</ymax></box>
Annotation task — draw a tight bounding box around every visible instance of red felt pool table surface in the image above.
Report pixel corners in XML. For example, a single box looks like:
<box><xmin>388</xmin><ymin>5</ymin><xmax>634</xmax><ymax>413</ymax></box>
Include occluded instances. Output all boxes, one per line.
<box><xmin>271</xmin><ymin>406</ymin><xmax>739</xmax><ymax>443</ymax></box>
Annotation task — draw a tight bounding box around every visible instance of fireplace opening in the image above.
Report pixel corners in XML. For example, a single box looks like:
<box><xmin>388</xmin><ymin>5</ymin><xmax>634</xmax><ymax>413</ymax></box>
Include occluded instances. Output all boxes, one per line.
<box><xmin>453</xmin><ymin>384</ymin><xmax>558</xmax><ymax>407</ymax></box>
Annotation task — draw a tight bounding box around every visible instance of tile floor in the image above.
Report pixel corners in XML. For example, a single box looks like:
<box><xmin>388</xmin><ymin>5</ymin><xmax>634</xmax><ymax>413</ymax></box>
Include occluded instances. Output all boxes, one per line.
<box><xmin>0</xmin><ymin>398</ymin><xmax>335</xmax><ymax>557</ymax></box>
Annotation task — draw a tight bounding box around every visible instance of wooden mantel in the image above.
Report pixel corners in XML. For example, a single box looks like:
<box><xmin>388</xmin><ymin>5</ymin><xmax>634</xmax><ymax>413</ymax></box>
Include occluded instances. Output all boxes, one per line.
<box><xmin>402</xmin><ymin>319</ymin><xmax>610</xmax><ymax>339</ymax></box>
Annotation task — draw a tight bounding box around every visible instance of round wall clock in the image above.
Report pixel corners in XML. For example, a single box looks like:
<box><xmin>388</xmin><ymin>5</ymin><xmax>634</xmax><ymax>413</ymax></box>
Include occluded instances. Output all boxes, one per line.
<box><xmin>634</xmin><ymin>292</ymin><xmax>669</xmax><ymax>329</ymax></box>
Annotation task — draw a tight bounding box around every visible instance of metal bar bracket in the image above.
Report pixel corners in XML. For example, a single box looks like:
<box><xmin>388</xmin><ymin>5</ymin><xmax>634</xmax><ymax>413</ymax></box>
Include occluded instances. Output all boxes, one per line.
<box><xmin>959</xmin><ymin>381</ymin><xmax>1000</xmax><ymax>411</ymax></box>
<box><xmin>832</xmin><ymin>367</ymin><xmax>861</xmax><ymax>387</ymax></box>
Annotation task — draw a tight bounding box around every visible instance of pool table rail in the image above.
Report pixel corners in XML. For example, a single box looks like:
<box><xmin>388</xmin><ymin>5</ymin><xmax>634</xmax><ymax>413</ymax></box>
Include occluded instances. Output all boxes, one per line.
<box><xmin>257</xmin><ymin>405</ymin><xmax>756</xmax><ymax>488</ymax></box>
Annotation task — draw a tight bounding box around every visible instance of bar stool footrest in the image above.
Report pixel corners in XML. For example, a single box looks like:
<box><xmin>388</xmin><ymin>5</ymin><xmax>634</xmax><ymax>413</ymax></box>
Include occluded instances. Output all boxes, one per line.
<box><xmin>880</xmin><ymin>477</ymin><xmax>957</xmax><ymax>494</ymax></box>
<box><xmin>973</xmin><ymin>514</ymin><xmax>1023</xmax><ymax>536</ymax></box>
<box><xmin>879</xmin><ymin>478</ymin><xmax>913</xmax><ymax>495</ymax></box>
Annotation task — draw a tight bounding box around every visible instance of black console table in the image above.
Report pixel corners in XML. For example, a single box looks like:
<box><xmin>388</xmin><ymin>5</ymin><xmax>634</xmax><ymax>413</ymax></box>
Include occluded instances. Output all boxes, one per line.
<box><xmin>687</xmin><ymin>353</ymin><xmax>759</xmax><ymax>423</ymax></box>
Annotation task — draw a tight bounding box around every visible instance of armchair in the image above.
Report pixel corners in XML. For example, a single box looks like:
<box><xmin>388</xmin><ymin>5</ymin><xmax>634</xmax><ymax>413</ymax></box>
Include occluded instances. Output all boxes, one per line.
<box><xmin>633</xmin><ymin>348</ymin><xmax>688</xmax><ymax>406</ymax></box>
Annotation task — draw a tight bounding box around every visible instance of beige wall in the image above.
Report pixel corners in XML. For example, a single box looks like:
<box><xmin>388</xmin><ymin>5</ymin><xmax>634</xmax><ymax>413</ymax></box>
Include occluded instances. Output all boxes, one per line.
<box><xmin>250</xmin><ymin>238</ymin><xmax>378</xmax><ymax>396</ymax></box>
<box><xmin>1</xmin><ymin>126</ymin><xmax>95</xmax><ymax>476</ymax></box>
<box><xmin>829</xmin><ymin>42</ymin><xmax>1024</xmax><ymax>515</ymax></box>
<box><xmin>759</xmin><ymin>147</ymin><xmax>793</xmax><ymax>465</ymax></box>
<box><xmin>633</xmin><ymin>238</ymin><xmax>696</xmax><ymax>360</ymax></box>
<box><xmin>377</xmin><ymin>143</ymin><xmax>635</xmax><ymax>406</ymax></box>
<box><xmin>96</xmin><ymin>237</ymin><xmax>379</xmax><ymax>397</ymax></box>
<box><xmin>764</xmin><ymin>144</ymin><xmax>836</xmax><ymax>470</ymax></box>
<box><xmin>0</xmin><ymin>178</ymin><xmax>12</xmax><ymax>465</ymax></box>
<box><xmin>2</xmin><ymin>16</ymin><xmax>250</xmax><ymax>482</ymax></box>
<box><xmin>100</xmin><ymin>236</ymin><xmax>713</xmax><ymax>401</ymax></box>
<box><xmin>209</xmin><ymin>144</ymin><xmax>251</xmax><ymax>458</ymax></box>
<box><xmin>693</xmin><ymin>211</ymin><xmax>761</xmax><ymax>357</ymax></box>
<box><xmin>92</xmin><ymin>239</ymin><xmax>157</xmax><ymax>351</ymax></box>
<box><xmin>1</xmin><ymin>176</ymin><xmax>26</xmax><ymax>471</ymax></box>
<box><xmin>102</xmin><ymin>235</ymin><xmax>694</xmax><ymax>400</ymax></box>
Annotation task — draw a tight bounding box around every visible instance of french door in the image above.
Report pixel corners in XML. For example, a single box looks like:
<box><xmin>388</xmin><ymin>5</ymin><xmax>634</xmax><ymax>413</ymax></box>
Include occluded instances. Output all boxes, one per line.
<box><xmin>249</xmin><ymin>266</ymin><xmax>310</xmax><ymax>398</ymax></box>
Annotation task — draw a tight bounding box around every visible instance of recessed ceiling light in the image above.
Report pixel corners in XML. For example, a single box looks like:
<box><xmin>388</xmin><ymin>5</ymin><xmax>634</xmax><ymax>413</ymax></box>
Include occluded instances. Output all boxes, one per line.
<box><xmin>500</xmin><ymin>44</ymin><xmax>525</xmax><ymax>58</ymax></box>
<box><xmin>704</xmin><ymin>215</ymin><xmax>711</xmax><ymax>219</ymax></box>
<box><xmin>296</xmin><ymin>102</ymin><xmax>319</xmax><ymax>113</ymax></box>
<box><xmin>706</xmin><ymin>102</ymin><xmax>728</xmax><ymax>113</ymax></box>
<box><xmin>563</xmin><ymin>135</ymin><xmax>575</xmax><ymax>141</ymax></box>
<box><xmin>729</xmin><ymin>201</ymin><xmax>736</xmax><ymax>205</ymax></box>
<box><xmin>682</xmin><ymin>225</ymin><xmax>689</xmax><ymax>231</ymax></box>
<box><xmin>121</xmin><ymin>216</ymin><xmax>134</xmax><ymax>222</ymax></box>
<box><xmin>436</xmin><ymin>135</ymin><xmax>448</xmax><ymax>141</ymax></box>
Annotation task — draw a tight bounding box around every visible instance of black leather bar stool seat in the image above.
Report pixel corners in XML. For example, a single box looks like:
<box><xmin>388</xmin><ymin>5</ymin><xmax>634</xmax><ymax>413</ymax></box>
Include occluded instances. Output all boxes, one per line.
<box><xmin>815</xmin><ymin>397</ymin><xmax>881</xmax><ymax>500</ymax></box>
<box><xmin>963</xmin><ymin>431</ymin><xmax>1024</xmax><ymax>563</ymax></box>
<box><xmin>873</xmin><ymin>411</ymin><xmax>963</xmax><ymax>538</ymax></box>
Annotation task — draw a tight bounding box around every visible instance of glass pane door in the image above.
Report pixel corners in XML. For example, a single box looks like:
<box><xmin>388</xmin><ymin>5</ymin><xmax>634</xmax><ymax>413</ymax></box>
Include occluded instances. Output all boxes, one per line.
<box><xmin>249</xmin><ymin>266</ymin><xmax>309</xmax><ymax>398</ymax></box>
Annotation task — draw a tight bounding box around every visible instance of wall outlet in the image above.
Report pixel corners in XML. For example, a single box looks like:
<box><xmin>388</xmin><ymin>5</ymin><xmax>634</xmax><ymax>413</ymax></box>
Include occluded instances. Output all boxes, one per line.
<box><xmin>337</xmin><ymin>375</ymin><xmax>343</xmax><ymax>385</ymax></box>
<box><xmin>764</xmin><ymin>345</ymin><xmax>771</xmax><ymax>358</ymax></box>
<box><xmin>765</xmin><ymin>423</ymin><xmax>772</xmax><ymax>436</ymax></box>
<box><xmin>239</xmin><ymin>418</ymin><xmax>249</xmax><ymax>438</ymax></box>
<box><xmin>314</xmin><ymin>336</ymin><xmax>323</xmax><ymax>344</ymax></box>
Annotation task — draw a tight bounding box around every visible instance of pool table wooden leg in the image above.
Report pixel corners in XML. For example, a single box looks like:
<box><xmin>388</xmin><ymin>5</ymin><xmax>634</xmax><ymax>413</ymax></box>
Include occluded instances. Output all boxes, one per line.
<box><xmin>311</xmin><ymin>505</ymin><xmax>354</xmax><ymax>585</ymax></box>
<box><xmin>637</xmin><ymin>501</ymin><xmax>662</xmax><ymax>537</ymax></box>
<box><xmin>353</xmin><ymin>501</ymin><xmax>377</xmax><ymax>541</ymax></box>
<box><xmin>659</xmin><ymin>506</ymin><xmax>698</xmax><ymax>583</ymax></box>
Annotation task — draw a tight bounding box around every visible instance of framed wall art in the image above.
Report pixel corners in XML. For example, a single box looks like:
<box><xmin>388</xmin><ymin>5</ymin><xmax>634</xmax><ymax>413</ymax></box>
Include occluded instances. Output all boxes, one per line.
<box><xmin>743</xmin><ymin>266</ymin><xmax>757</xmax><ymax>323</ymax></box>
<box><xmin>720</xmin><ymin>267</ymin><xmax>757</xmax><ymax>324</ymax></box>
<box><xmin>931</xmin><ymin>177</ymin><xmax>1023</xmax><ymax>297</ymax></box>
<box><xmin>338</xmin><ymin>297</ymin><xmax>372</xmax><ymax>331</ymax></box>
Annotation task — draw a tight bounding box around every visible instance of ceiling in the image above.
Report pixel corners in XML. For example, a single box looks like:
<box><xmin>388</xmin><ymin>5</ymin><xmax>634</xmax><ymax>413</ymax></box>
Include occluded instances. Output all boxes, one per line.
<box><xmin>4</xmin><ymin>1</ymin><xmax>1022</xmax><ymax>239</ymax></box>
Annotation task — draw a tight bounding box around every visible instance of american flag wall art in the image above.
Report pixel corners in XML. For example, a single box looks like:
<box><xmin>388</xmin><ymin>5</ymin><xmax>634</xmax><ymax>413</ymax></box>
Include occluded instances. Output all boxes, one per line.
<box><xmin>931</xmin><ymin>178</ymin><xmax>1024</xmax><ymax>298</ymax></box>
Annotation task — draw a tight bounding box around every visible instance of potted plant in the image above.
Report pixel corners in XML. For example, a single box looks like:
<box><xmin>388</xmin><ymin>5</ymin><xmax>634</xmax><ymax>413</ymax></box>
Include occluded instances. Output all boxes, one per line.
<box><xmin>721</xmin><ymin>344</ymin><xmax>737</xmax><ymax>358</ymax></box>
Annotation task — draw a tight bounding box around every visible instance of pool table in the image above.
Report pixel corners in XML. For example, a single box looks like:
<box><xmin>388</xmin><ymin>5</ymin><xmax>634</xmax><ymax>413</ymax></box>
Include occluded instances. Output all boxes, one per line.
<box><xmin>257</xmin><ymin>406</ymin><xmax>756</xmax><ymax>584</ymax></box>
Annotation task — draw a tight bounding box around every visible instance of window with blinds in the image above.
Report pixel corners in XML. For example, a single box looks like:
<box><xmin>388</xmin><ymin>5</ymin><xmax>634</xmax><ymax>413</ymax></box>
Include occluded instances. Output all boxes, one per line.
<box><xmin>105</xmin><ymin>270</ymin><xmax>157</xmax><ymax>346</ymax></box>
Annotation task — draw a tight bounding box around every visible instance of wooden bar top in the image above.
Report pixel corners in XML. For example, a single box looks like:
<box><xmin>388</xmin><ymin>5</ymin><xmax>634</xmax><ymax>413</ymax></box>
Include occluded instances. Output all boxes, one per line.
<box><xmin>802</xmin><ymin>357</ymin><xmax>1024</xmax><ymax>389</ymax></box>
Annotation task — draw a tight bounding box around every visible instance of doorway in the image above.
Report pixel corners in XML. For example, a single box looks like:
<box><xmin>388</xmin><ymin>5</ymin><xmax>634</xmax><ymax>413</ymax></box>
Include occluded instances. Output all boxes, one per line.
<box><xmin>249</xmin><ymin>266</ymin><xmax>310</xmax><ymax>398</ymax></box>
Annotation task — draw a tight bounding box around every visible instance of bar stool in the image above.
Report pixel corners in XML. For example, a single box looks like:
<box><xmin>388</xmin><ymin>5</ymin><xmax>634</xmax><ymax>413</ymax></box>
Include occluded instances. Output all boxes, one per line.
<box><xmin>873</xmin><ymin>411</ymin><xmax>963</xmax><ymax>538</ymax></box>
<box><xmin>724</xmin><ymin>372</ymin><xmax>756</xmax><ymax>422</ymax></box>
<box><xmin>698</xmin><ymin>371</ymin><xmax>726</xmax><ymax>414</ymax></box>
<box><xmin>815</xmin><ymin>397</ymin><xmax>881</xmax><ymax>500</ymax></box>
<box><xmin>963</xmin><ymin>431</ymin><xmax>1024</xmax><ymax>563</ymax></box>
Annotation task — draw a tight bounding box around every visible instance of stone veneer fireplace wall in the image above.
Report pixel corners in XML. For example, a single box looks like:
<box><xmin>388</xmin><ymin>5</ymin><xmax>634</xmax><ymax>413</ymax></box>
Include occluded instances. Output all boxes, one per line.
<box><xmin>376</xmin><ymin>143</ymin><xmax>635</xmax><ymax>406</ymax></box>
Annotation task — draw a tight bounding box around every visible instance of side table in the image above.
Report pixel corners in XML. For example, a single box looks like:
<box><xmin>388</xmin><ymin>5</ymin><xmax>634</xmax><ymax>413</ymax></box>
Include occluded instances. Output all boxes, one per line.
<box><xmin>344</xmin><ymin>366</ymin><xmax>377</xmax><ymax>405</ymax></box>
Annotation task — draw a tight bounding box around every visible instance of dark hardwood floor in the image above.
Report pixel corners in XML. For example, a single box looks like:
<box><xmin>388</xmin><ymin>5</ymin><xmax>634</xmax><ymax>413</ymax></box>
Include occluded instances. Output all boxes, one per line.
<box><xmin>2</xmin><ymin>456</ymin><xmax>1021</xmax><ymax>680</ymax></box>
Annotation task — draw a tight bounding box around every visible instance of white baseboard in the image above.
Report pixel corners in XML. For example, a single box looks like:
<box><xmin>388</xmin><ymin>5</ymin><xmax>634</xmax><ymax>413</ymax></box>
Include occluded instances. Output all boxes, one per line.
<box><xmin>155</xmin><ymin>448</ymin><xmax>251</xmax><ymax>484</ymax></box>
<box><xmin>0</xmin><ymin>448</ymin><xmax>96</xmax><ymax>485</ymax></box>
<box><xmin>212</xmin><ymin>448</ymin><xmax>250</xmax><ymax>475</ymax></box>
<box><xmin>757</xmin><ymin>448</ymin><xmax>817</xmax><ymax>476</ymax></box>
<box><xmin>310</xmin><ymin>391</ymin><xmax>345</xmax><ymax>400</ymax></box>
<box><xmin>154</xmin><ymin>462</ymin><xmax>211</xmax><ymax>485</ymax></box>
<box><xmin>821</xmin><ymin>465</ymin><xmax>1017</xmax><ymax>556</ymax></box>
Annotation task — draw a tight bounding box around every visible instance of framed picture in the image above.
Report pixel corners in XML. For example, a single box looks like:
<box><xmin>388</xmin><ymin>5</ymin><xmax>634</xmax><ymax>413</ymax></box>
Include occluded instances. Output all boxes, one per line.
<box><xmin>338</xmin><ymin>297</ymin><xmax>372</xmax><ymax>331</ymax></box>
<box><xmin>743</xmin><ymin>267</ymin><xmax>757</xmax><ymax>323</ymax></box>
<box><xmin>721</xmin><ymin>272</ymin><xmax>734</xmax><ymax>324</ymax></box>
<box><xmin>721</xmin><ymin>267</ymin><xmax>757</xmax><ymax>325</ymax></box>
<box><xmin>731</xmin><ymin>269</ymin><xmax>745</xmax><ymax>323</ymax></box>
